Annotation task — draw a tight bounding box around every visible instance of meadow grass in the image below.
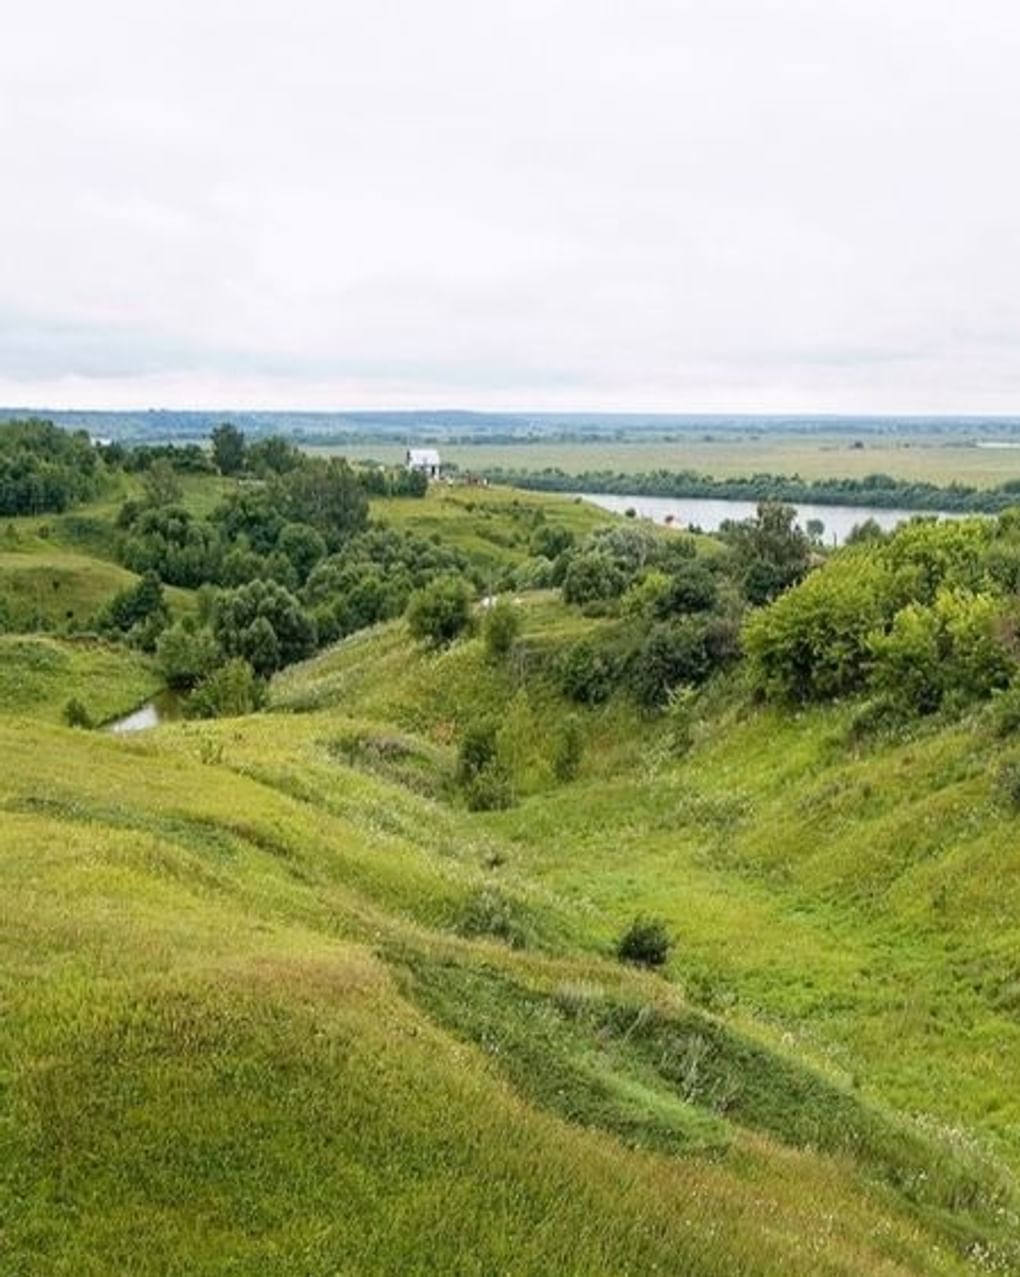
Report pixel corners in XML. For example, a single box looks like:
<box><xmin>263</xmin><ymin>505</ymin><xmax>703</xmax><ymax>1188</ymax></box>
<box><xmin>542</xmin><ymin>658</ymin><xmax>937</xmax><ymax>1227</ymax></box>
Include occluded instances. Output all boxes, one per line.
<box><xmin>337</xmin><ymin>435</ymin><xmax>1020</xmax><ymax>487</ymax></box>
<box><xmin>0</xmin><ymin>713</ymin><xmax>1002</xmax><ymax>1274</ymax></box>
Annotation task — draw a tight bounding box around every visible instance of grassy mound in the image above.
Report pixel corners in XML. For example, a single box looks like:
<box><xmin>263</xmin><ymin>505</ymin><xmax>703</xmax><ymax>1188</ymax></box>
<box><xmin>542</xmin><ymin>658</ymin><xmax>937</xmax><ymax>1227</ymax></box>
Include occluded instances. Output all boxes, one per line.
<box><xmin>0</xmin><ymin>634</ymin><xmax>161</xmax><ymax>725</ymax></box>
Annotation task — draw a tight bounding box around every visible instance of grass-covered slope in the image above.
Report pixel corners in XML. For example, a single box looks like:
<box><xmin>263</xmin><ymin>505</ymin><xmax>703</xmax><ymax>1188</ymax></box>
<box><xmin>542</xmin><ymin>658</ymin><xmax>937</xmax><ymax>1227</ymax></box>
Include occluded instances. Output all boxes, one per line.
<box><xmin>1</xmin><ymin>715</ymin><xmax>988</xmax><ymax>1276</ymax></box>
<box><xmin>0</xmin><ymin>634</ymin><xmax>160</xmax><ymax>724</ymax></box>
<box><xmin>270</xmin><ymin>603</ymin><xmax>1020</xmax><ymax>1260</ymax></box>
<box><xmin>3</xmin><ymin>486</ymin><xmax>1020</xmax><ymax>1273</ymax></box>
<box><xmin>372</xmin><ymin>483</ymin><xmax>613</xmax><ymax>574</ymax></box>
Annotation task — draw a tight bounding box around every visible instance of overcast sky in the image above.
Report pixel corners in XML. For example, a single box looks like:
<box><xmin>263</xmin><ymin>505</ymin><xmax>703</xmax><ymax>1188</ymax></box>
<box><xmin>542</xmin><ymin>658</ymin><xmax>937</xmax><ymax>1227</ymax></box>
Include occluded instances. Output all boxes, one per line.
<box><xmin>2</xmin><ymin>0</ymin><xmax>1020</xmax><ymax>413</ymax></box>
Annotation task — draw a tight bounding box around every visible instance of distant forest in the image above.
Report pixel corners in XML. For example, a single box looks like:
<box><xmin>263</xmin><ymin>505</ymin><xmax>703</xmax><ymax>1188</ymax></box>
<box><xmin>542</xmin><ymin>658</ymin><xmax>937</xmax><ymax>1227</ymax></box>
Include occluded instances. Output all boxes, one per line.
<box><xmin>480</xmin><ymin>466</ymin><xmax>1020</xmax><ymax>514</ymax></box>
<box><xmin>4</xmin><ymin>407</ymin><xmax>1020</xmax><ymax>448</ymax></box>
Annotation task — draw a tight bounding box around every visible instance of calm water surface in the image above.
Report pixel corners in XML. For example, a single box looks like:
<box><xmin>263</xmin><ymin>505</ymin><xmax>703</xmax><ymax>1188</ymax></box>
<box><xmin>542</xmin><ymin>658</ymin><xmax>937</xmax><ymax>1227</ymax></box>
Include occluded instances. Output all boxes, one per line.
<box><xmin>106</xmin><ymin>688</ymin><xmax>184</xmax><ymax>734</ymax></box>
<box><xmin>581</xmin><ymin>493</ymin><xmax>959</xmax><ymax>545</ymax></box>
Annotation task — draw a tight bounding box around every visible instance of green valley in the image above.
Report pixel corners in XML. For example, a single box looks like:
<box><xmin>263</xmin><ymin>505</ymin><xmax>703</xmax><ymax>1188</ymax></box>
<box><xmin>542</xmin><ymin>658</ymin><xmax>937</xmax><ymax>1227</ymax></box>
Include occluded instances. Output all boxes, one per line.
<box><xmin>1</xmin><ymin>421</ymin><xmax>1019</xmax><ymax>1275</ymax></box>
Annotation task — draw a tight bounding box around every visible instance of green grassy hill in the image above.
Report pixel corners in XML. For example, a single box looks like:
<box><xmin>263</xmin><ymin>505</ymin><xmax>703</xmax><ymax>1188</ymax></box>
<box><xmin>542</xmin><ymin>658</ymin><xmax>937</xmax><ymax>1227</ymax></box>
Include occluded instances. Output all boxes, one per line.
<box><xmin>371</xmin><ymin>483</ymin><xmax>613</xmax><ymax>574</ymax></box>
<box><xmin>2</xmin><ymin>469</ymin><xmax>1019</xmax><ymax>1274</ymax></box>
<box><xmin>1</xmin><ymin>589</ymin><xmax>1018</xmax><ymax>1274</ymax></box>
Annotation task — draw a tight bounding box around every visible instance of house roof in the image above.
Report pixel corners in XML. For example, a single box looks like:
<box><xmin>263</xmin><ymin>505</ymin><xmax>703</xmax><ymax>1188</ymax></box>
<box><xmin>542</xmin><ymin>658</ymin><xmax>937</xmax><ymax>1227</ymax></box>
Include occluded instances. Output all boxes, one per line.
<box><xmin>407</xmin><ymin>448</ymin><xmax>441</xmax><ymax>466</ymax></box>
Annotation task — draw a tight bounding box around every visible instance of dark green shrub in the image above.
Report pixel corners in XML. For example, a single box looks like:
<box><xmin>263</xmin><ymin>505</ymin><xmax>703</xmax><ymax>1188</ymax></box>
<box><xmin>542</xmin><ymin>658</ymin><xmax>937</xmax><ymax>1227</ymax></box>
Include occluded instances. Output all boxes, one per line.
<box><xmin>552</xmin><ymin>715</ymin><xmax>584</xmax><ymax>781</ymax></box>
<box><xmin>557</xmin><ymin>640</ymin><xmax>620</xmax><ymax>705</ymax></box>
<box><xmin>562</xmin><ymin>551</ymin><xmax>627</xmax><ymax>608</ymax></box>
<box><xmin>845</xmin><ymin>695</ymin><xmax>905</xmax><ymax>745</ymax></box>
<box><xmin>456</xmin><ymin>720</ymin><xmax>514</xmax><ymax>809</ymax></box>
<box><xmin>457</xmin><ymin>721</ymin><xmax>498</xmax><ymax>784</ymax></box>
<box><xmin>997</xmin><ymin>761</ymin><xmax>1020</xmax><ymax>810</ymax></box>
<box><xmin>616</xmin><ymin>916</ymin><xmax>672</xmax><ymax>968</ymax></box>
<box><xmin>186</xmin><ymin>658</ymin><xmax>265</xmax><ymax>719</ymax></box>
<box><xmin>156</xmin><ymin>619</ymin><xmax>221</xmax><ymax>689</ymax></box>
<box><xmin>991</xmin><ymin>684</ymin><xmax>1020</xmax><ymax>737</ymax></box>
<box><xmin>463</xmin><ymin>766</ymin><xmax>514</xmax><ymax>812</ymax></box>
<box><xmin>455</xmin><ymin>887</ymin><xmax>529</xmax><ymax>947</ymax></box>
<box><xmin>627</xmin><ymin>620</ymin><xmax>711</xmax><ymax>710</ymax></box>
<box><xmin>62</xmin><ymin>697</ymin><xmax>93</xmax><ymax>729</ymax></box>
<box><xmin>213</xmin><ymin>578</ymin><xmax>316</xmax><ymax>676</ymax></box>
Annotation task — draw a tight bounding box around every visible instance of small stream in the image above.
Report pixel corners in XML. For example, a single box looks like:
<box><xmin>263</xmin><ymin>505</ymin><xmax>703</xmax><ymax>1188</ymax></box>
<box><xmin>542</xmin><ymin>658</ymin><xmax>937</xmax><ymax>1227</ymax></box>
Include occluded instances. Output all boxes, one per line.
<box><xmin>106</xmin><ymin>688</ymin><xmax>185</xmax><ymax>734</ymax></box>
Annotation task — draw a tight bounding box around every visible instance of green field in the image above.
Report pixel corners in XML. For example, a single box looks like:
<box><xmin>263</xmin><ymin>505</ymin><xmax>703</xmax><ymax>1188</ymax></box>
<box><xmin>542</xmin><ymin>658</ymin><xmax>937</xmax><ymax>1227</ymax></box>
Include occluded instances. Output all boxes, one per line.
<box><xmin>329</xmin><ymin>436</ymin><xmax>1020</xmax><ymax>487</ymax></box>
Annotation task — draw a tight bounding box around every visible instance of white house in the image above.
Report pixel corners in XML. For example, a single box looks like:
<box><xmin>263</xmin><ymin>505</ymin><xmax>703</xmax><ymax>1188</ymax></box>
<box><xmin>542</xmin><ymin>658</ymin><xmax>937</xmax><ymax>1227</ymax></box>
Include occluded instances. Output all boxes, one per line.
<box><xmin>406</xmin><ymin>447</ymin><xmax>441</xmax><ymax>479</ymax></box>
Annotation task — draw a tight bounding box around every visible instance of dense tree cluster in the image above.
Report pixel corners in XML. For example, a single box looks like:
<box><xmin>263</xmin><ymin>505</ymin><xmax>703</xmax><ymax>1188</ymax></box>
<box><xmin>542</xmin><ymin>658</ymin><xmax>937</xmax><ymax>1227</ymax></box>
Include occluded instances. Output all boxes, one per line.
<box><xmin>744</xmin><ymin>513</ymin><xmax>1020</xmax><ymax>715</ymax></box>
<box><xmin>0</xmin><ymin>422</ymin><xmax>452</xmax><ymax>716</ymax></box>
<box><xmin>548</xmin><ymin>514</ymin><xmax>760</xmax><ymax>709</ymax></box>
<box><xmin>0</xmin><ymin>420</ymin><xmax>106</xmax><ymax>515</ymax></box>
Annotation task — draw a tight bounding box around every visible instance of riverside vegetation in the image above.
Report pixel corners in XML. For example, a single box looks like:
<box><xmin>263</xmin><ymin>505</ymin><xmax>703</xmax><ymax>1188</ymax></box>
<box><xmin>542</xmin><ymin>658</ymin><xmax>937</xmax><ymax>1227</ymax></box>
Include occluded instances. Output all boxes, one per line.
<box><xmin>2</xmin><ymin>420</ymin><xmax>1020</xmax><ymax>1274</ymax></box>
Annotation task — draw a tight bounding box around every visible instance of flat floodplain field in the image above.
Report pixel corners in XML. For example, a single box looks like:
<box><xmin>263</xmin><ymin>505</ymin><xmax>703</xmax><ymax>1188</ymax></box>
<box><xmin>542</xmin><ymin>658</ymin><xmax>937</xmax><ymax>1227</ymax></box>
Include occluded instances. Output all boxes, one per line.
<box><xmin>322</xmin><ymin>435</ymin><xmax>1020</xmax><ymax>487</ymax></box>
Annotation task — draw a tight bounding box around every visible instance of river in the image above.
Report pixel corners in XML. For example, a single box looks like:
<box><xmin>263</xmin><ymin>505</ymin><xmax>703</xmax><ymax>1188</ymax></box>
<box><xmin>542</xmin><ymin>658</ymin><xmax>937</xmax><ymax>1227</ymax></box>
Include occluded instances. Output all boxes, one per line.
<box><xmin>580</xmin><ymin>493</ymin><xmax>958</xmax><ymax>546</ymax></box>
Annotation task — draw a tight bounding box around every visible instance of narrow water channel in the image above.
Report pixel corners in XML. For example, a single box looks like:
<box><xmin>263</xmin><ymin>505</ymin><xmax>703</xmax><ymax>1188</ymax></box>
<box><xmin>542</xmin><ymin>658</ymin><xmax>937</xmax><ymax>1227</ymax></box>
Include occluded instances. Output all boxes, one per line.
<box><xmin>106</xmin><ymin>688</ymin><xmax>185</xmax><ymax>733</ymax></box>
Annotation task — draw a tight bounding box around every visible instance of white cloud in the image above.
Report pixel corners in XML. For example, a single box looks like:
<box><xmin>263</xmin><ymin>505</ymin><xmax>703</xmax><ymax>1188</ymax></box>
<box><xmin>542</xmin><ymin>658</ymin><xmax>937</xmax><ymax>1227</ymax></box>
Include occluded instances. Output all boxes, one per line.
<box><xmin>2</xmin><ymin>0</ymin><xmax>1020</xmax><ymax>411</ymax></box>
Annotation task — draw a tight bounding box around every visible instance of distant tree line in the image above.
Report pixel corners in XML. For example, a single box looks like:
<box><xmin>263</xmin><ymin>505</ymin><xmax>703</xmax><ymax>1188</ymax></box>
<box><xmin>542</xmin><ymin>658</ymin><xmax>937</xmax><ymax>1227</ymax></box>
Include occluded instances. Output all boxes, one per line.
<box><xmin>481</xmin><ymin>466</ymin><xmax>1020</xmax><ymax>515</ymax></box>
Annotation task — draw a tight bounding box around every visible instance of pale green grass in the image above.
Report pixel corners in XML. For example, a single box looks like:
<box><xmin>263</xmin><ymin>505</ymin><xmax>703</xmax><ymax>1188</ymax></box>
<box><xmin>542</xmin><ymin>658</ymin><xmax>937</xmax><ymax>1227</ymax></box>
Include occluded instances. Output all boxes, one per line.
<box><xmin>0</xmin><ymin>546</ymin><xmax>145</xmax><ymax>628</ymax></box>
<box><xmin>338</xmin><ymin>437</ymin><xmax>1020</xmax><ymax>487</ymax></box>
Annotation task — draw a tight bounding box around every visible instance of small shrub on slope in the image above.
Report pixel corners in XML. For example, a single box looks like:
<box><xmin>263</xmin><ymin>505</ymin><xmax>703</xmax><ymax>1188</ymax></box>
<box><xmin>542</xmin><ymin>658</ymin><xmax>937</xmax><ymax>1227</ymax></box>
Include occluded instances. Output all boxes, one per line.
<box><xmin>616</xmin><ymin>916</ymin><xmax>672</xmax><ymax>968</ymax></box>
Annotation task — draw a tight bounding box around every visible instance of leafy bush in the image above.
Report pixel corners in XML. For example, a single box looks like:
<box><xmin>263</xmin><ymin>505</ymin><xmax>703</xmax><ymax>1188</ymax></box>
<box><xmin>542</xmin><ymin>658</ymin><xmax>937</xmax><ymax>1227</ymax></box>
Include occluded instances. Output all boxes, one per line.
<box><xmin>482</xmin><ymin>596</ymin><xmax>520</xmax><ymax>662</ymax></box>
<box><xmin>990</xmin><ymin>684</ymin><xmax>1020</xmax><ymax>737</ymax></box>
<box><xmin>616</xmin><ymin>916</ymin><xmax>672</xmax><ymax>967</ymax></box>
<box><xmin>96</xmin><ymin>571</ymin><xmax>169</xmax><ymax>650</ymax></box>
<box><xmin>270</xmin><ymin>457</ymin><xmax>369</xmax><ymax>550</ymax></box>
<box><xmin>454</xmin><ymin>887</ymin><xmax>529</xmax><ymax>947</ymax></box>
<box><xmin>186</xmin><ymin>658</ymin><xmax>265</xmax><ymax>719</ymax></box>
<box><xmin>746</xmin><ymin>516</ymin><xmax>1020</xmax><ymax>714</ymax></box>
<box><xmin>462</xmin><ymin>766</ymin><xmax>514</xmax><ymax>812</ymax></box>
<box><xmin>552</xmin><ymin>715</ymin><xmax>584</xmax><ymax>781</ymax></box>
<box><xmin>120</xmin><ymin>505</ymin><xmax>223</xmax><ymax>588</ymax></box>
<box><xmin>156</xmin><ymin>619</ymin><xmax>221</xmax><ymax>689</ymax></box>
<box><xmin>0</xmin><ymin>419</ymin><xmax>105</xmax><ymax>515</ymax></box>
<box><xmin>627</xmin><ymin>620</ymin><xmax>713</xmax><ymax>709</ymax></box>
<box><xmin>562</xmin><ymin>550</ymin><xmax>627</xmax><ymax>608</ymax></box>
<box><xmin>277</xmin><ymin>522</ymin><xmax>327</xmax><ymax>583</ymax></box>
<box><xmin>557</xmin><ymin>639</ymin><xmax>620</xmax><ymax>705</ymax></box>
<box><xmin>457</xmin><ymin>721</ymin><xmax>498</xmax><ymax>785</ymax></box>
<box><xmin>406</xmin><ymin>576</ymin><xmax>473</xmax><ymax>647</ymax></box>
<box><xmin>213</xmin><ymin>579</ymin><xmax>317</xmax><ymax>676</ymax></box>
<box><xmin>62</xmin><ymin>697</ymin><xmax>93</xmax><ymax>729</ymax></box>
<box><xmin>139</xmin><ymin>459</ymin><xmax>183</xmax><ymax>508</ymax></box>
<box><xmin>456</xmin><ymin>720</ymin><xmax>514</xmax><ymax>810</ymax></box>
<box><xmin>211</xmin><ymin>423</ymin><xmax>247</xmax><ymax>475</ymax></box>
<box><xmin>997</xmin><ymin>761</ymin><xmax>1020</xmax><ymax>810</ymax></box>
